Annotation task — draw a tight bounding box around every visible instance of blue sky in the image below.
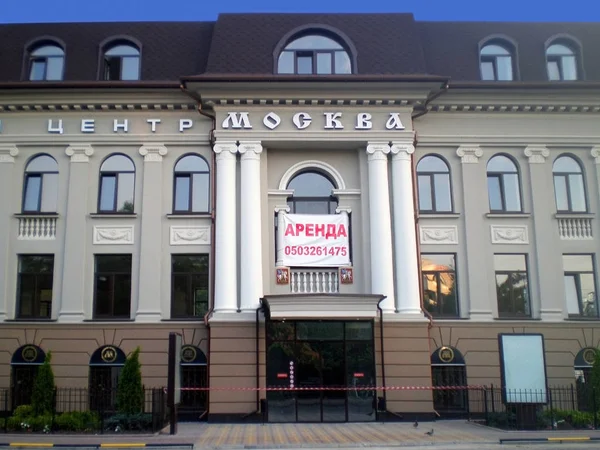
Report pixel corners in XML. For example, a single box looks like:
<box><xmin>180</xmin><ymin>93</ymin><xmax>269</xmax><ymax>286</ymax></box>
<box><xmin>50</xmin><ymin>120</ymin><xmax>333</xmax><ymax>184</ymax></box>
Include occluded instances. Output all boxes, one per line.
<box><xmin>2</xmin><ymin>0</ymin><xmax>600</xmax><ymax>23</ymax></box>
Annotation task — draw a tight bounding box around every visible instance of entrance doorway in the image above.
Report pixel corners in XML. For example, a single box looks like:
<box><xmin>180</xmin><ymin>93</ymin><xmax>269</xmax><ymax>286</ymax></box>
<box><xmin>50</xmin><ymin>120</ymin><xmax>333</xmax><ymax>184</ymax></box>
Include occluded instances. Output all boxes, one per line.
<box><xmin>266</xmin><ymin>320</ymin><xmax>375</xmax><ymax>422</ymax></box>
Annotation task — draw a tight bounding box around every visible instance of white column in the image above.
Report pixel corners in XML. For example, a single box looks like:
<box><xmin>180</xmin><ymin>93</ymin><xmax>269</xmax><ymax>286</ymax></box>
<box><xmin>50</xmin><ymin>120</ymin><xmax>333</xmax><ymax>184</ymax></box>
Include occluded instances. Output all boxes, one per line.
<box><xmin>136</xmin><ymin>144</ymin><xmax>168</xmax><ymax>322</ymax></box>
<box><xmin>0</xmin><ymin>145</ymin><xmax>19</xmax><ymax>321</ymax></box>
<box><xmin>213</xmin><ymin>141</ymin><xmax>239</xmax><ymax>312</ymax></box>
<box><xmin>59</xmin><ymin>144</ymin><xmax>94</xmax><ymax>322</ymax></box>
<box><xmin>366</xmin><ymin>142</ymin><xmax>395</xmax><ymax>312</ymax></box>
<box><xmin>239</xmin><ymin>141</ymin><xmax>263</xmax><ymax>311</ymax></box>
<box><xmin>391</xmin><ymin>142</ymin><xmax>422</xmax><ymax>315</ymax></box>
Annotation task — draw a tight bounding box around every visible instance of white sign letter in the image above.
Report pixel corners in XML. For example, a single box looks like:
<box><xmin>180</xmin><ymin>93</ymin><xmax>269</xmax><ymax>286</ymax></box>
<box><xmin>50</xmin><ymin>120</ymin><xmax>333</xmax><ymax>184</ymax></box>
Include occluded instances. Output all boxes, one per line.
<box><xmin>113</xmin><ymin>119</ymin><xmax>129</xmax><ymax>133</ymax></box>
<box><xmin>263</xmin><ymin>112</ymin><xmax>281</xmax><ymax>130</ymax></box>
<box><xmin>147</xmin><ymin>119</ymin><xmax>161</xmax><ymax>132</ymax></box>
<box><xmin>179</xmin><ymin>119</ymin><xmax>193</xmax><ymax>132</ymax></box>
<box><xmin>222</xmin><ymin>112</ymin><xmax>252</xmax><ymax>129</ymax></box>
<box><xmin>324</xmin><ymin>112</ymin><xmax>344</xmax><ymax>129</ymax></box>
<box><xmin>81</xmin><ymin>119</ymin><xmax>95</xmax><ymax>133</ymax></box>
<box><xmin>293</xmin><ymin>112</ymin><xmax>312</xmax><ymax>130</ymax></box>
<box><xmin>385</xmin><ymin>113</ymin><xmax>405</xmax><ymax>130</ymax></box>
<box><xmin>48</xmin><ymin>119</ymin><xmax>64</xmax><ymax>134</ymax></box>
<box><xmin>355</xmin><ymin>113</ymin><xmax>372</xmax><ymax>130</ymax></box>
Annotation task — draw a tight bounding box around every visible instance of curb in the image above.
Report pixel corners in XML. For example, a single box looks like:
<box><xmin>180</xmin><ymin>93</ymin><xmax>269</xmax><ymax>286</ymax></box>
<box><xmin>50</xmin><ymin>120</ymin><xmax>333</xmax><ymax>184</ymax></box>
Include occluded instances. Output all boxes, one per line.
<box><xmin>0</xmin><ymin>444</ymin><xmax>193</xmax><ymax>448</ymax></box>
<box><xmin>500</xmin><ymin>436</ymin><xmax>600</xmax><ymax>443</ymax></box>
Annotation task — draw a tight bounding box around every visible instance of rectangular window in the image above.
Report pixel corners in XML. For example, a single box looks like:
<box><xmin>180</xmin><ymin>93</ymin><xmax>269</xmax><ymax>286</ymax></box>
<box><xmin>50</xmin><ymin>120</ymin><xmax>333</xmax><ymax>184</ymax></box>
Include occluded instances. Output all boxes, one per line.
<box><xmin>554</xmin><ymin>175</ymin><xmax>569</xmax><ymax>211</ymax></box>
<box><xmin>296</xmin><ymin>53</ymin><xmax>313</xmax><ymax>74</ymax></box>
<box><xmin>174</xmin><ymin>176</ymin><xmax>191</xmax><ymax>211</ymax></box>
<box><xmin>481</xmin><ymin>60</ymin><xmax>495</xmax><ymax>80</ymax></box>
<box><xmin>29</xmin><ymin>59</ymin><xmax>46</xmax><ymax>81</ymax></box>
<box><xmin>418</xmin><ymin>175</ymin><xmax>433</xmax><ymax>211</ymax></box>
<box><xmin>421</xmin><ymin>254</ymin><xmax>458</xmax><ymax>317</ymax></box>
<box><xmin>563</xmin><ymin>254</ymin><xmax>597</xmax><ymax>317</ymax></box>
<box><xmin>494</xmin><ymin>254</ymin><xmax>530</xmax><ymax>318</ymax></box>
<box><xmin>433</xmin><ymin>173</ymin><xmax>452</xmax><ymax>212</ymax></box>
<box><xmin>94</xmin><ymin>254</ymin><xmax>132</xmax><ymax>319</ymax></box>
<box><xmin>18</xmin><ymin>255</ymin><xmax>54</xmax><ymax>319</ymax></box>
<box><xmin>23</xmin><ymin>175</ymin><xmax>42</xmax><ymax>212</ymax></box>
<box><xmin>171</xmin><ymin>255</ymin><xmax>209</xmax><ymax>318</ymax></box>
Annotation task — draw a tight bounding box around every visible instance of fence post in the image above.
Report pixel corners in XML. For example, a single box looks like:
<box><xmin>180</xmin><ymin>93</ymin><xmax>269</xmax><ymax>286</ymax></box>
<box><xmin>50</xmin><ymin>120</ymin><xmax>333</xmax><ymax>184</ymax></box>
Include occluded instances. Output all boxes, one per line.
<box><xmin>100</xmin><ymin>389</ymin><xmax>105</xmax><ymax>435</ymax></box>
<box><xmin>570</xmin><ymin>385</ymin><xmax>575</xmax><ymax>411</ymax></box>
<box><xmin>4</xmin><ymin>389</ymin><xmax>8</xmax><ymax>433</ymax></box>
<box><xmin>594</xmin><ymin>386</ymin><xmax>598</xmax><ymax>430</ymax></box>
<box><xmin>51</xmin><ymin>388</ymin><xmax>57</xmax><ymax>433</ymax></box>
<box><xmin>490</xmin><ymin>384</ymin><xmax>495</xmax><ymax>413</ymax></box>
<box><xmin>549</xmin><ymin>388</ymin><xmax>555</xmax><ymax>430</ymax></box>
<box><xmin>483</xmin><ymin>388</ymin><xmax>489</xmax><ymax>425</ymax></box>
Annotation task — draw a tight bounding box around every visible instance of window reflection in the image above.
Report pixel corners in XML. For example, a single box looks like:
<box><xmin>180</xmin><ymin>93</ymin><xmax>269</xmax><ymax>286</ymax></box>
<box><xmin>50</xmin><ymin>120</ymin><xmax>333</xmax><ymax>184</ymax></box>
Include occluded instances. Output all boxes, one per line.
<box><xmin>23</xmin><ymin>155</ymin><xmax>59</xmax><ymax>213</ymax></box>
<box><xmin>480</xmin><ymin>43</ymin><xmax>514</xmax><ymax>81</ymax></box>
<box><xmin>417</xmin><ymin>156</ymin><xmax>452</xmax><ymax>213</ymax></box>
<box><xmin>421</xmin><ymin>254</ymin><xmax>458</xmax><ymax>317</ymax></box>
<box><xmin>29</xmin><ymin>45</ymin><xmax>64</xmax><ymax>81</ymax></box>
<box><xmin>553</xmin><ymin>155</ymin><xmax>587</xmax><ymax>212</ymax></box>
<box><xmin>103</xmin><ymin>43</ymin><xmax>140</xmax><ymax>81</ymax></box>
<box><xmin>98</xmin><ymin>154</ymin><xmax>135</xmax><ymax>213</ymax></box>
<box><xmin>287</xmin><ymin>171</ymin><xmax>338</xmax><ymax>214</ymax></box>
<box><xmin>173</xmin><ymin>155</ymin><xmax>210</xmax><ymax>213</ymax></box>
<box><xmin>277</xmin><ymin>33</ymin><xmax>353</xmax><ymax>75</ymax></box>
<box><xmin>547</xmin><ymin>43</ymin><xmax>578</xmax><ymax>81</ymax></box>
<box><xmin>494</xmin><ymin>254</ymin><xmax>530</xmax><ymax>317</ymax></box>
<box><xmin>563</xmin><ymin>255</ymin><xmax>597</xmax><ymax>317</ymax></box>
<box><xmin>487</xmin><ymin>155</ymin><xmax>522</xmax><ymax>212</ymax></box>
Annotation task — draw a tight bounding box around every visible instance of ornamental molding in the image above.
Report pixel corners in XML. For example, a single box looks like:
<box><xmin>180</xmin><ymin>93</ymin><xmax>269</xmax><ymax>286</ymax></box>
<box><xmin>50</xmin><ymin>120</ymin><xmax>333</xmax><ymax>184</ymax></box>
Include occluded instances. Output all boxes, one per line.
<box><xmin>170</xmin><ymin>226</ymin><xmax>210</xmax><ymax>246</ymax></box>
<box><xmin>490</xmin><ymin>225</ymin><xmax>529</xmax><ymax>244</ymax></box>
<box><xmin>456</xmin><ymin>145</ymin><xmax>483</xmax><ymax>164</ymax></box>
<box><xmin>419</xmin><ymin>225</ymin><xmax>458</xmax><ymax>245</ymax></box>
<box><xmin>427</xmin><ymin>103</ymin><xmax>600</xmax><ymax>114</ymax></box>
<box><xmin>93</xmin><ymin>226</ymin><xmax>134</xmax><ymax>245</ymax></box>
<box><xmin>591</xmin><ymin>146</ymin><xmax>600</xmax><ymax>164</ymax></box>
<box><xmin>279</xmin><ymin>160</ymin><xmax>346</xmax><ymax>190</ymax></box>
<box><xmin>139</xmin><ymin>144</ymin><xmax>168</xmax><ymax>162</ymax></box>
<box><xmin>0</xmin><ymin>103</ymin><xmax>196</xmax><ymax>112</ymax></box>
<box><xmin>208</xmin><ymin>97</ymin><xmax>417</xmax><ymax>107</ymax></box>
<box><xmin>66</xmin><ymin>144</ymin><xmax>94</xmax><ymax>162</ymax></box>
<box><xmin>0</xmin><ymin>144</ymin><xmax>19</xmax><ymax>163</ymax></box>
<box><xmin>524</xmin><ymin>145</ymin><xmax>549</xmax><ymax>164</ymax></box>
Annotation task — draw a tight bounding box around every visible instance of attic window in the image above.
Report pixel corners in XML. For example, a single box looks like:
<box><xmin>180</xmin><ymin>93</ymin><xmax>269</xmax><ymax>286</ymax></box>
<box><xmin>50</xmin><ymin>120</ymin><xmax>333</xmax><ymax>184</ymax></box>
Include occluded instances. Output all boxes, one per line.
<box><xmin>546</xmin><ymin>43</ymin><xmax>578</xmax><ymax>81</ymax></box>
<box><xmin>28</xmin><ymin>44</ymin><xmax>64</xmax><ymax>81</ymax></box>
<box><xmin>277</xmin><ymin>34</ymin><xmax>352</xmax><ymax>75</ymax></box>
<box><xmin>102</xmin><ymin>43</ymin><xmax>140</xmax><ymax>81</ymax></box>
<box><xmin>480</xmin><ymin>43</ymin><xmax>514</xmax><ymax>81</ymax></box>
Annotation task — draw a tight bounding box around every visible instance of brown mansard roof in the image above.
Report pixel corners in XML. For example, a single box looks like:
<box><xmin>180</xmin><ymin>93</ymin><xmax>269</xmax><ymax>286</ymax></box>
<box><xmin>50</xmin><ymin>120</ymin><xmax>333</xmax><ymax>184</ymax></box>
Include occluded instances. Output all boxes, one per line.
<box><xmin>1</xmin><ymin>14</ymin><xmax>600</xmax><ymax>83</ymax></box>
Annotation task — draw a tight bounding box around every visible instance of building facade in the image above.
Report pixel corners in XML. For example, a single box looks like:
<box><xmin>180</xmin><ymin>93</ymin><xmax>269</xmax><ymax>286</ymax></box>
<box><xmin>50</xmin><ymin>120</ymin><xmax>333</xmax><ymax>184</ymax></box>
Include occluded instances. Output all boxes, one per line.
<box><xmin>1</xmin><ymin>14</ymin><xmax>600</xmax><ymax>422</ymax></box>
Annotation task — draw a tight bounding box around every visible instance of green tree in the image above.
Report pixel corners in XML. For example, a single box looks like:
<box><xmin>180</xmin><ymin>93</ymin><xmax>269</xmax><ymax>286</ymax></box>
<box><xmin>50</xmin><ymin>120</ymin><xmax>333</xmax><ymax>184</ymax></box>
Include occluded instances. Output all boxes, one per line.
<box><xmin>31</xmin><ymin>351</ymin><xmax>55</xmax><ymax>416</ymax></box>
<box><xmin>590</xmin><ymin>349</ymin><xmax>600</xmax><ymax>412</ymax></box>
<box><xmin>116</xmin><ymin>347</ymin><xmax>144</xmax><ymax>414</ymax></box>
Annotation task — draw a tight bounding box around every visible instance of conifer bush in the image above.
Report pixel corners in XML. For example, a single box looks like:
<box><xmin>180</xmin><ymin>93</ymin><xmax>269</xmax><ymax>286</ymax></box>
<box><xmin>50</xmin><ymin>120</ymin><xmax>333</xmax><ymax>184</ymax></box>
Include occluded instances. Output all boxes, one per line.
<box><xmin>31</xmin><ymin>351</ymin><xmax>55</xmax><ymax>416</ymax></box>
<box><xmin>116</xmin><ymin>347</ymin><xmax>144</xmax><ymax>414</ymax></box>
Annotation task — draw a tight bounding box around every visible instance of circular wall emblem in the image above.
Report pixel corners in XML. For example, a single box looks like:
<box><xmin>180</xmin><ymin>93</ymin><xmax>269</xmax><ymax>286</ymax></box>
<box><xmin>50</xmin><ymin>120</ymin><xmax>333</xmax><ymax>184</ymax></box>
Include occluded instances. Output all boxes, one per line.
<box><xmin>583</xmin><ymin>348</ymin><xmax>597</xmax><ymax>366</ymax></box>
<box><xmin>438</xmin><ymin>346</ymin><xmax>455</xmax><ymax>364</ymax></box>
<box><xmin>101</xmin><ymin>346</ymin><xmax>118</xmax><ymax>363</ymax></box>
<box><xmin>21</xmin><ymin>345</ymin><xmax>38</xmax><ymax>363</ymax></box>
<box><xmin>181</xmin><ymin>345</ymin><xmax>197</xmax><ymax>363</ymax></box>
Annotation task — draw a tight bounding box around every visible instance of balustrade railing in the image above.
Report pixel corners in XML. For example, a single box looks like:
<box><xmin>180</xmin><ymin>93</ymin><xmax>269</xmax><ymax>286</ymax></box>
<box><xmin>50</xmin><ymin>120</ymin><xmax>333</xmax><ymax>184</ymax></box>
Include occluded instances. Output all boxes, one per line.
<box><xmin>290</xmin><ymin>269</ymin><xmax>339</xmax><ymax>293</ymax></box>
<box><xmin>17</xmin><ymin>215</ymin><xmax>57</xmax><ymax>240</ymax></box>
<box><xmin>557</xmin><ymin>216</ymin><xmax>593</xmax><ymax>240</ymax></box>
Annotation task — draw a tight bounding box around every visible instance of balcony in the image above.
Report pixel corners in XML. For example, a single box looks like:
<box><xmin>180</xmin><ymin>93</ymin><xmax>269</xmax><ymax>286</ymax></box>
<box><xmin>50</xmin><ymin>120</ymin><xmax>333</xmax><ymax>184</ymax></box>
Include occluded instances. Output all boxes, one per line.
<box><xmin>290</xmin><ymin>269</ymin><xmax>339</xmax><ymax>294</ymax></box>
<box><xmin>17</xmin><ymin>215</ymin><xmax>58</xmax><ymax>240</ymax></box>
<box><xmin>556</xmin><ymin>214</ymin><xmax>593</xmax><ymax>240</ymax></box>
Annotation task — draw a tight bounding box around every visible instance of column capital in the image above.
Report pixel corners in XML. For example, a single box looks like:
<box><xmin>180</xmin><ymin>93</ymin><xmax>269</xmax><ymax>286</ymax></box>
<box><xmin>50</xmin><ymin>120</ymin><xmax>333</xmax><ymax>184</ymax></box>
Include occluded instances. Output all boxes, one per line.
<box><xmin>366</xmin><ymin>141</ymin><xmax>390</xmax><ymax>160</ymax></box>
<box><xmin>0</xmin><ymin>144</ymin><xmax>19</xmax><ymax>163</ymax></box>
<box><xmin>274</xmin><ymin>205</ymin><xmax>291</xmax><ymax>214</ymax></box>
<box><xmin>591</xmin><ymin>146</ymin><xmax>600</xmax><ymax>164</ymax></box>
<box><xmin>65</xmin><ymin>144</ymin><xmax>94</xmax><ymax>163</ymax></box>
<box><xmin>238</xmin><ymin>140</ymin><xmax>263</xmax><ymax>157</ymax></box>
<box><xmin>456</xmin><ymin>145</ymin><xmax>483</xmax><ymax>164</ymax></box>
<box><xmin>214</xmin><ymin>141</ymin><xmax>238</xmax><ymax>161</ymax></box>
<box><xmin>139</xmin><ymin>144</ymin><xmax>168</xmax><ymax>162</ymax></box>
<box><xmin>524</xmin><ymin>145</ymin><xmax>550</xmax><ymax>164</ymax></box>
<box><xmin>391</xmin><ymin>142</ymin><xmax>415</xmax><ymax>161</ymax></box>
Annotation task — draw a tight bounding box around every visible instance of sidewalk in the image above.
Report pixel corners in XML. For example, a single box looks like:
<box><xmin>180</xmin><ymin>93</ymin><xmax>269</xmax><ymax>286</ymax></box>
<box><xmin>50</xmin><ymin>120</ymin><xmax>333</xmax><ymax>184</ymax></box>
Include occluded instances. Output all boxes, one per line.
<box><xmin>2</xmin><ymin>420</ymin><xmax>600</xmax><ymax>448</ymax></box>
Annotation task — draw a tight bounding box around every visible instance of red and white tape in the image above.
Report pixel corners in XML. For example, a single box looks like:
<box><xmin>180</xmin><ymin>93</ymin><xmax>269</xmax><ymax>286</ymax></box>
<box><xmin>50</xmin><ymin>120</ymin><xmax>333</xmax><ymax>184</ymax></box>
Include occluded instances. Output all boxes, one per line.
<box><xmin>171</xmin><ymin>385</ymin><xmax>484</xmax><ymax>392</ymax></box>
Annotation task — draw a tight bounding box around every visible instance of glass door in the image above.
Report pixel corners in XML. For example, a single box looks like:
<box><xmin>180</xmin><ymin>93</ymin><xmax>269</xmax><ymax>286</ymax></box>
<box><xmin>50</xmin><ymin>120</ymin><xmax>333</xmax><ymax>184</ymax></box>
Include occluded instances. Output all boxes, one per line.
<box><xmin>296</xmin><ymin>341</ymin><xmax>322</xmax><ymax>422</ymax></box>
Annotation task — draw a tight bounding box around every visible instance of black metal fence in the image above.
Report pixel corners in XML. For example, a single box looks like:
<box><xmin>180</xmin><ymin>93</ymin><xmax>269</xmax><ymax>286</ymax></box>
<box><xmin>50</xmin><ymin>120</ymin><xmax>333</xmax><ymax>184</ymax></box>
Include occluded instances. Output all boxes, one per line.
<box><xmin>0</xmin><ymin>387</ymin><xmax>168</xmax><ymax>434</ymax></box>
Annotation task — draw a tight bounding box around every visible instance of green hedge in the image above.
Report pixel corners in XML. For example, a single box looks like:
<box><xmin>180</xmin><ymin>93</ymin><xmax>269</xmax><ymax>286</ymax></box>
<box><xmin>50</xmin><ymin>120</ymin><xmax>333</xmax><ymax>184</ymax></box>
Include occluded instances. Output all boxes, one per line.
<box><xmin>6</xmin><ymin>405</ymin><xmax>100</xmax><ymax>433</ymax></box>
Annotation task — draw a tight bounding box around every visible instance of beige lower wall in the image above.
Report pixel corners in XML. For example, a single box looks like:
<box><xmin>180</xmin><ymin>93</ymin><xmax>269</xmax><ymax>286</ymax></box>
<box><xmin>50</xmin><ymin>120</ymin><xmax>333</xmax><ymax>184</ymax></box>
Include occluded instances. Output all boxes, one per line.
<box><xmin>0</xmin><ymin>323</ymin><xmax>208</xmax><ymax>388</ymax></box>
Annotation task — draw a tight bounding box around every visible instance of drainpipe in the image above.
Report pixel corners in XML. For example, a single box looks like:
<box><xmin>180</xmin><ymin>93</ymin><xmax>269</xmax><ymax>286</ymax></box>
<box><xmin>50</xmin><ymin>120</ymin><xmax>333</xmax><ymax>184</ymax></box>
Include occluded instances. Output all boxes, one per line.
<box><xmin>411</xmin><ymin>81</ymin><xmax>449</xmax><ymax>121</ymax></box>
<box><xmin>376</xmin><ymin>297</ymin><xmax>387</xmax><ymax>415</ymax></box>
<box><xmin>256</xmin><ymin>302</ymin><xmax>263</xmax><ymax>412</ymax></box>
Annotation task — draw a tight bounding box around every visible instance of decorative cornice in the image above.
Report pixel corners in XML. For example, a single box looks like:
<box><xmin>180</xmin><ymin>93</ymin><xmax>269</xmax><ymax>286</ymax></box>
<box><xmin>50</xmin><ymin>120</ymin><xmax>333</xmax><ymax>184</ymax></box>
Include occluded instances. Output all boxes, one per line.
<box><xmin>428</xmin><ymin>103</ymin><xmax>600</xmax><ymax>114</ymax></box>
<box><xmin>591</xmin><ymin>146</ymin><xmax>600</xmax><ymax>164</ymax></box>
<box><xmin>524</xmin><ymin>145</ymin><xmax>549</xmax><ymax>164</ymax></box>
<box><xmin>139</xmin><ymin>144</ymin><xmax>168</xmax><ymax>162</ymax></box>
<box><xmin>0</xmin><ymin>103</ymin><xmax>196</xmax><ymax>113</ymax></box>
<box><xmin>0</xmin><ymin>144</ymin><xmax>19</xmax><ymax>163</ymax></box>
<box><xmin>211</xmin><ymin>98</ymin><xmax>416</xmax><ymax>107</ymax></box>
<box><xmin>65</xmin><ymin>144</ymin><xmax>94</xmax><ymax>162</ymax></box>
<box><xmin>456</xmin><ymin>145</ymin><xmax>483</xmax><ymax>164</ymax></box>
<box><xmin>390</xmin><ymin>142</ymin><xmax>415</xmax><ymax>161</ymax></box>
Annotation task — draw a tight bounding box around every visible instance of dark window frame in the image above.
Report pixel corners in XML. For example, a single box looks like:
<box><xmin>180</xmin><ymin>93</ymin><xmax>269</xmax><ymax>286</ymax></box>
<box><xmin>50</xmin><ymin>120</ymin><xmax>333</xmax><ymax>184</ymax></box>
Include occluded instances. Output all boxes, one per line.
<box><xmin>479</xmin><ymin>39</ymin><xmax>517</xmax><ymax>81</ymax></box>
<box><xmin>98</xmin><ymin>37</ymin><xmax>142</xmax><ymax>81</ymax></box>
<box><xmin>22</xmin><ymin>38</ymin><xmax>66</xmax><ymax>82</ymax></box>
<box><xmin>16</xmin><ymin>254</ymin><xmax>54</xmax><ymax>320</ymax></box>
<box><xmin>280</xmin><ymin>48</ymin><xmax>348</xmax><ymax>75</ymax></box>
<box><xmin>97</xmin><ymin>154</ymin><xmax>135</xmax><ymax>214</ymax></box>
<box><xmin>564</xmin><ymin>253</ymin><xmax>598</xmax><ymax>318</ymax></box>
<box><xmin>286</xmin><ymin>170</ymin><xmax>339</xmax><ymax>214</ymax></box>
<box><xmin>494</xmin><ymin>253</ymin><xmax>531</xmax><ymax>318</ymax></box>
<box><xmin>546</xmin><ymin>43</ymin><xmax>578</xmax><ymax>81</ymax></box>
<box><xmin>28</xmin><ymin>52</ymin><xmax>64</xmax><ymax>81</ymax></box>
<box><xmin>22</xmin><ymin>154</ymin><xmax>59</xmax><ymax>214</ymax></box>
<box><xmin>171</xmin><ymin>254</ymin><xmax>210</xmax><ymax>319</ymax></box>
<box><xmin>416</xmin><ymin>155</ymin><xmax>453</xmax><ymax>213</ymax></box>
<box><xmin>486</xmin><ymin>155</ymin><xmax>523</xmax><ymax>213</ymax></box>
<box><xmin>93</xmin><ymin>254</ymin><xmax>132</xmax><ymax>319</ymax></box>
<box><xmin>421</xmin><ymin>253</ymin><xmax>459</xmax><ymax>318</ymax></box>
<box><xmin>172</xmin><ymin>154</ymin><xmax>210</xmax><ymax>214</ymax></box>
<box><xmin>553</xmin><ymin>155</ymin><xmax>588</xmax><ymax>213</ymax></box>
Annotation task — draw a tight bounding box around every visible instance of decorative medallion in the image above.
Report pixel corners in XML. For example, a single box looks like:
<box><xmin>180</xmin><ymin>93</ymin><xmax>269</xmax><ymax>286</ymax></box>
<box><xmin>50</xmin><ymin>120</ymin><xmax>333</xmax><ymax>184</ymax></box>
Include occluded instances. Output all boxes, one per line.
<box><xmin>101</xmin><ymin>346</ymin><xmax>118</xmax><ymax>363</ymax></box>
<box><xmin>276</xmin><ymin>267</ymin><xmax>290</xmax><ymax>285</ymax></box>
<box><xmin>181</xmin><ymin>345</ymin><xmax>197</xmax><ymax>363</ymax></box>
<box><xmin>583</xmin><ymin>348</ymin><xmax>597</xmax><ymax>366</ymax></box>
<box><xmin>21</xmin><ymin>345</ymin><xmax>38</xmax><ymax>363</ymax></box>
<box><xmin>438</xmin><ymin>346</ymin><xmax>455</xmax><ymax>364</ymax></box>
<box><xmin>339</xmin><ymin>267</ymin><xmax>354</xmax><ymax>284</ymax></box>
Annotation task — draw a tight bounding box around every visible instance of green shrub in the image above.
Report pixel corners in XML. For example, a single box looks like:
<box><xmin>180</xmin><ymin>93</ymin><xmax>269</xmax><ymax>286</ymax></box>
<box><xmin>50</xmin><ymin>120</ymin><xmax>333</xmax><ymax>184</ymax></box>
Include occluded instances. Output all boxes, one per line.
<box><xmin>13</xmin><ymin>404</ymin><xmax>33</xmax><ymax>419</ymax></box>
<box><xmin>104</xmin><ymin>412</ymin><xmax>152</xmax><ymax>432</ymax></box>
<box><xmin>55</xmin><ymin>411</ymin><xmax>100</xmax><ymax>432</ymax></box>
<box><xmin>116</xmin><ymin>347</ymin><xmax>143</xmax><ymax>415</ymax></box>
<box><xmin>31</xmin><ymin>352</ymin><xmax>55</xmax><ymax>416</ymax></box>
<box><xmin>544</xmin><ymin>409</ymin><xmax>594</xmax><ymax>429</ymax></box>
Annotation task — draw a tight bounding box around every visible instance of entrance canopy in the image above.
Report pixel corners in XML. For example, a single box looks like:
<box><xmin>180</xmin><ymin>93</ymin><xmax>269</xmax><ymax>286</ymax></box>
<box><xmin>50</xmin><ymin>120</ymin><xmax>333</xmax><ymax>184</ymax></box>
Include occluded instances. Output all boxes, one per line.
<box><xmin>261</xmin><ymin>294</ymin><xmax>384</xmax><ymax>319</ymax></box>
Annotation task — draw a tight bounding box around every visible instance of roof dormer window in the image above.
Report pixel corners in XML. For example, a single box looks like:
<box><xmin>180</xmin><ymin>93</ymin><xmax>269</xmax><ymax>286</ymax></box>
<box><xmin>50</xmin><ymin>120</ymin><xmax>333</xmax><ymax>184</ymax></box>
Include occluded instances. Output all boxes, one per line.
<box><xmin>102</xmin><ymin>41</ymin><xmax>140</xmax><ymax>81</ymax></box>
<box><xmin>277</xmin><ymin>33</ymin><xmax>353</xmax><ymax>75</ymax></box>
<box><xmin>480</xmin><ymin>42</ymin><xmax>515</xmax><ymax>81</ymax></box>
<box><xmin>28</xmin><ymin>44</ymin><xmax>64</xmax><ymax>81</ymax></box>
<box><xmin>546</xmin><ymin>43</ymin><xmax>578</xmax><ymax>81</ymax></box>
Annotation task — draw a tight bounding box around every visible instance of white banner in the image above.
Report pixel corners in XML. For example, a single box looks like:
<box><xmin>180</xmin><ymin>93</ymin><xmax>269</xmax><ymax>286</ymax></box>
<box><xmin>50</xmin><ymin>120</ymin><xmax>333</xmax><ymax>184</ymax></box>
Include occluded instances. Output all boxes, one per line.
<box><xmin>277</xmin><ymin>213</ymin><xmax>351</xmax><ymax>267</ymax></box>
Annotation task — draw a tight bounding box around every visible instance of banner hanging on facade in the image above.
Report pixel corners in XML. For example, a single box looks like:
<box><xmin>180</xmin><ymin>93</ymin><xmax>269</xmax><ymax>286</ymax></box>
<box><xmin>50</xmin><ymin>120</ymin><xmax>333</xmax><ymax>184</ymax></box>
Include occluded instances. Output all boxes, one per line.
<box><xmin>277</xmin><ymin>213</ymin><xmax>351</xmax><ymax>267</ymax></box>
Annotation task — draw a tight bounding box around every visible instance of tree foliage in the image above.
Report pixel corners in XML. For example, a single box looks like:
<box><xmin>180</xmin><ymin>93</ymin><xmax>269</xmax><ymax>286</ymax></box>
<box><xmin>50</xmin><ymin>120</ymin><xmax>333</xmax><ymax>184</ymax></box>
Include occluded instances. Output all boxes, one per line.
<box><xmin>116</xmin><ymin>347</ymin><xmax>144</xmax><ymax>414</ymax></box>
<box><xmin>31</xmin><ymin>351</ymin><xmax>55</xmax><ymax>416</ymax></box>
<box><xmin>590</xmin><ymin>348</ymin><xmax>600</xmax><ymax>410</ymax></box>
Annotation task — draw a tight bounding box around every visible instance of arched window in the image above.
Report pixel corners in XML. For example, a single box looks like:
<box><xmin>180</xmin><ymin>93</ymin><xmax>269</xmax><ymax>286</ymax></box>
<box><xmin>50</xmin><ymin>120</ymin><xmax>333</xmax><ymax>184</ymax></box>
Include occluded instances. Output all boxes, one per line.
<box><xmin>23</xmin><ymin>154</ymin><xmax>58</xmax><ymax>213</ymax></box>
<box><xmin>102</xmin><ymin>42</ymin><xmax>140</xmax><ymax>81</ymax></box>
<box><xmin>98</xmin><ymin>154</ymin><xmax>135</xmax><ymax>213</ymax></box>
<box><xmin>547</xmin><ymin>43</ymin><xmax>578</xmax><ymax>81</ymax></box>
<box><xmin>89</xmin><ymin>345</ymin><xmax>126</xmax><ymax>411</ymax></box>
<box><xmin>487</xmin><ymin>155</ymin><xmax>522</xmax><ymax>212</ymax></box>
<box><xmin>480</xmin><ymin>42</ymin><xmax>514</xmax><ymax>81</ymax></box>
<box><xmin>574</xmin><ymin>347</ymin><xmax>597</xmax><ymax>411</ymax></box>
<box><xmin>417</xmin><ymin>155</ymin><xmax>452</xmax><ymax>213</ymax></box>
<box><xmin>286</xmin><ymin>171</ymin><xmax>338</xmax><ymax>214</ymax></box>
<box><xmin>277</xmin><ymin>34</ymin><xmax>352</xmax><ymax>75</ymax></box>
<box><xmin>11</xmin><ymin>345</ymin><xmax>46</xmax><ymax>409</ymax></box>
<box><xmin>179</xmin><ymin>345</ymin><xmax>208</xmax><ymax>420</ymax></box>
<box><xmin>431</xmin><ymin>346</ymin><xmax>468</xmax><ymax>415</ymax></box>
<box><xmin>553</xmin><ymin>155</ymin><xmax>587</xmax><ymax>212</ymax></box>
<box><xmin>28</xmin><ymin>43</ymin><xmax>64</xmax><ymax>81</ymax></box>
<box><xmin>173</xmin><ymin>155</ymin><xmax>210</xmax><ymax>213</ymax></box>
